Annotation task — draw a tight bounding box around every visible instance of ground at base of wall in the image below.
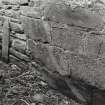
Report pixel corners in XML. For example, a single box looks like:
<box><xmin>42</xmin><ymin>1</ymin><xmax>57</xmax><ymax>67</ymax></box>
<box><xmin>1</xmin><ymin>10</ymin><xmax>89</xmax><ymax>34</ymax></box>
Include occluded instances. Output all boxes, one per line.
<box><xmin>0</xmin><ymin>61</ymin><xmax>82</xmax><ymax>105</ymax></box>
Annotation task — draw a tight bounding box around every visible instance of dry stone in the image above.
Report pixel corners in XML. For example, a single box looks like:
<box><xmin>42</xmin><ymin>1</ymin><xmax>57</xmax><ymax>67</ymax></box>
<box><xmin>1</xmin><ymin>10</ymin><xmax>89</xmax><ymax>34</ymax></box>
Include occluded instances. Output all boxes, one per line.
<box><xmin>2</xmin><ymin>18</ymin><xmax>10</xmax><ymax>62</ymax></box>
<box><xmin>2</xmin><ymin>0</ymin><xmax>29</xmax><ymax>5</ymax></box>
<box><xmin>27</xmin><ymin>39</ymin><xmax>70</xmax><ymax>75</ymax></box>
<box><xmin>25</xmin><ymin>0</ymin><xmax>105</xmax><ymax>90</ymax></box>
<box><xmin>20</xmin><ymin>6</ymin><xmax>41</xmax><ymax>19</ymax></box>
<box><xmin>21</xmin><ymin>16</ymin><xmax>51</xmax><ymax>43</ymax></box>
<box><xmin>10</xmin><ymin>48</ymin><xmax>30</xmax><ymax>62</ymax></box>
<box><xmin>51</xmin><ymin>23</ymin><xmax>83</xmax><ymax>53</ymax></box>
<box><xmin>28</xmin><ymin>36</ymin><xmax>105</xmax><ymax>89</ymax></box>
<box><xmin>1</xmin><ymin>1</ymin><xmax>105</xmax><ymax>104</ymax></box>
<box><xmin>3</xmin><ymin>10</ymin><xmax>20</xmax><ymax>18</ymax></box>
<box><xmin>10</xmin><ymin>22</ymin><xmax>24</xmax><ymax>33</ymax></box>
<box><xmin>44</xmin><ymin>0</ymin><xmax>103</xmax><ymax>29</ymax></box>
<box><xmin>64</xmin><ymin>51</ymin><xmax>105</xmax><ymax>90</ymax></box>
<box><xmin>11</xmin><ymin>39</ymin><xmax>26</xmax><ymax>53</ymax></box>
<box><xmin>12</xmin><ymin>33</ymin><xmax>26</xmax><ymax>41</ymax></box>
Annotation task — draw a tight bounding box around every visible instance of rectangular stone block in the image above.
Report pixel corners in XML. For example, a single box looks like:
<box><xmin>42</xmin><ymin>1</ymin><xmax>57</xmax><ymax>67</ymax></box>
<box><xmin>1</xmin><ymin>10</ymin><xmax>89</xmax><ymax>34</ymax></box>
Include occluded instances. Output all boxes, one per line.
<box><xmin>10</xmin><ymin>48</ymin><xmax>30</xmax><ymax>62</ymax></box>
<box><xmin>10</xmin><ymin>22</ymin><xmax>24</xmax><ymax>34</ymax></box>
<box><xmin>2</xmin><ymin>18</ymin><xmax>10</xmax><ymax>62</ymax></box>
<box><xmin>11</xmin><ymin>33</ymin><xmax>26</xmax><ymax>41</ymax></box>
<box><xmin>51</xmin><ymin>25</ymin><xmax>82</xmax><ymax>53</ymax></box>
<box><xmin>21</xmin><ymin>16</ymin><xmax>51</xmax><ymax>43</ymax></box>
<box><xmin>11</xmin><ymin>39</ymin><xmax>26</xmax><ymax>54</ymax></box>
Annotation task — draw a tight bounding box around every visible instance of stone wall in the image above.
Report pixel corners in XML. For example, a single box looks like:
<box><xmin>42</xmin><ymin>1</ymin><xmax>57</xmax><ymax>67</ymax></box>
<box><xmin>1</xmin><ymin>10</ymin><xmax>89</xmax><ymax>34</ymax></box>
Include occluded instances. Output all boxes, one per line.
<box><xmin>0</xmin><ymin>0</ymin><xmax>105</xmax><ymax>105</ymax></box>
<box><xmin>0</xmin><ymin>0</ymin><xmax>32</xmax><ymax>68</ymax></box>
<box><xmin>22</xmin><ymin>0</ymin><xmax>105</xmax><ymax>90</ymax></box>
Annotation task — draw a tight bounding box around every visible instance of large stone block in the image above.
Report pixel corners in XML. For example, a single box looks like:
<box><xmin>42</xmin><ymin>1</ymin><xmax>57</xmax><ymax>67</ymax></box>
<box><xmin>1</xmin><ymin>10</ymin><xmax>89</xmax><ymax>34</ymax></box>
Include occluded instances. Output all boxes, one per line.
<box><xmin>10</xmin><ymin>22</ymin><xmax>24</xmax><ymax>34</ymax></box>
<box><xmin>44</xmin><ymin>0</ymin><xmax>103</xmax><ymax>29</ymax></box>
<box><xmin>27</xmin><ymin>38</ymin><xmax>105</xmax><ymax>89</ymax></box>
<box><xmin>51</xmin><ymin>22</ymin><xmax>105</xmax><ymax>59</ymax></box>
<box><xmin>51</xmin><ymin>25</ymin><xmax>83</xmax><ymax>53</ymax></box>
<box><xmin>11</xmin><ymin>39</ymin><xmax>26</xmax><ymax>53</ymax></box>
<box><xmin>27</xmin><ymin>39</ymin><xmax>70</xmax><ymax>75</ymax></box>
<box><xmin>21</xmin><ymin>16</ymin><xmax>51</xmax><ymax>43</ymax></box>
<box><xmin>12</xmin><ymin>33</ymin><xmax>26</xmax><ymax>41</ymax></box>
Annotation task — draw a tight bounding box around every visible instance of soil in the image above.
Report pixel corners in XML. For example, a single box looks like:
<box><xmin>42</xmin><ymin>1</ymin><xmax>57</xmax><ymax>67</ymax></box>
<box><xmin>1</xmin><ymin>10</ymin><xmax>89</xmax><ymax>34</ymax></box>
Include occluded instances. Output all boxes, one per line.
<box><xmin>0</xmin><ymin>61</ymin><xmax>81</xmax><ymax>105</ymax></box>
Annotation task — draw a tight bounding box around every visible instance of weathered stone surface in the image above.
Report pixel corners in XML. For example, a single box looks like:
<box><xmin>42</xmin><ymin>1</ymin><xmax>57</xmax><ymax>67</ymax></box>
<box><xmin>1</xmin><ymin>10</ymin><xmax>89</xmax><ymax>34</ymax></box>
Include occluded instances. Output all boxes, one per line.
<box><xmin>11</xmin><ymin>33</ymin><xmax>26</xmax><ymax>41</ymax></box>
<box><xmin>27</xmin><ymin>39</ymin><xmax>70</xmax><ymax>75</ymax></box>
<box><xmin>10</xmin><ymin>48</ymin><xmax>30</xmax><ymax>62</ymax></box>
<box><xmin>2</xmin><ymin>18</ymin><xmax>10</xmax><ymax>62</ymax></box>
<box><xmin>64</xmin><ymin>51</ymin><xmax>105</xmax><ymax>90</ymax></box>
<box><xmin>19</xmin><ymin>0</ymin><xmax>29</xmax><ymax>5</ymax></box>
<box><xmin>27</xmin><ymin>39</ymin><xmax>57</xmax><ymax>73</ymax></box>
<box><xmin>10</xmin><ymin>18</ymin><xmax>21</xmax><ymax>24</ymax></box>
<box><xmin>28</xmin><ymin>36</ymin><xmax>105</xmax><ymax>89</ymax></box>
<box><xmin>9</xmin><ymin>55</ymin><xmax>29</xmax><ymax>70</ymax></box>
<box><xmin>2</xmin><ymin>0</ymin><xmax>28</xmax><ymax>5</ymax></box>
<box><xmin>51</xmin><ymin>24</ymin><xmax>83</xmax><ymax>53</ymax></box>
<box><xmin>23</xmin><ymin>0</ymin><xmax>105</xmax><ymax>90</ymax></box>
<box><xmin>12</xmin><ymin>5</ymin><xmax>20</xmax><ymax>11</ymax></box>
<box><xmin>2</xmin><ymin>10</ymin><xmax>20</xmax><ymax>18</ymax></box>
<box><xmin>51</xmin><ymin>23</ymin><xmax>105</xmax><ymax>59</ymax></box>
<box><xmin>20</xmin><ymin>6</ymin><xmax>41</xmax><ymax>19</ymax></box>
<box><xmin>11</xmin><ymin>39</ymin><xmax>26</xmax><ymax>53</ymax></box>
<box><xmin>44</xmin><ymin>0</ymin><xmax>103</xmax><ymax>29</ymax></box>
<box><xmin>10</xmin><ymin>22</ymin><xmax>24</xmax><ymax>33</ymax></box>
<box><xmin>21</xmin><ymin>16</ymin><xmax>51</xmax><ymax>43</ymax></box>
<box><xmin>0</xmin><ymin>16</ymin><xmax>5</xmax><ymax>23</ymax></box>
<box><xmin>1</xmin><ymin>1</ymin><xmax>105</xmax><ymax>104</ymax></box>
